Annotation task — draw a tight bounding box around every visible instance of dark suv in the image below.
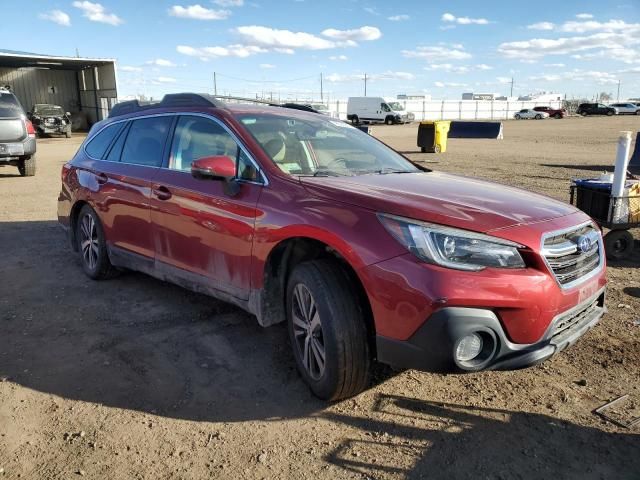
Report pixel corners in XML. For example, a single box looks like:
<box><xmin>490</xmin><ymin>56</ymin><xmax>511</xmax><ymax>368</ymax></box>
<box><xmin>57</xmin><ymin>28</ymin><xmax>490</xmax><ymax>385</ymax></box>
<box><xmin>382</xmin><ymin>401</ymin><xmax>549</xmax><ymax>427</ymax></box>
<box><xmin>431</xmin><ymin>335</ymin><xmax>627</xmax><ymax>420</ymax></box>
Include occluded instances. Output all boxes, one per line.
<box><xmin>576</xmin><ymin>103</ymin><xmax>616</xmax><ymax>116</ymax></box>
<box><xmin>0</xmin><ymin>89</ymin><xmax>37</xmax><ymax>176</ymax></box>
<box><xmin>28</xmin><ymin>104</ymin><xmax>72</xmax><ymax>138</ymax></box>
<box><xmin>58</xmin><ymin>93</ymin><xmax>606</xmax><ymax>400</ymax></box>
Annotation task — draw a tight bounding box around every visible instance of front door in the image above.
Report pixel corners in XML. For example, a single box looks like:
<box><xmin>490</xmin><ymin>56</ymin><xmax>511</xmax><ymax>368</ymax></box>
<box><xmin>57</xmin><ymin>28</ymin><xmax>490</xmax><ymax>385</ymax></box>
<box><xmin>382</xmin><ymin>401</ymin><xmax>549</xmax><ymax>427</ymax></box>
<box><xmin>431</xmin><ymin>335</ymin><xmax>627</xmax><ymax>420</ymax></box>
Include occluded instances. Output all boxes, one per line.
<box><xmin>150</xmin><ymin>114</ymin><xmax>264</xmax><ymax>299</ymax></box>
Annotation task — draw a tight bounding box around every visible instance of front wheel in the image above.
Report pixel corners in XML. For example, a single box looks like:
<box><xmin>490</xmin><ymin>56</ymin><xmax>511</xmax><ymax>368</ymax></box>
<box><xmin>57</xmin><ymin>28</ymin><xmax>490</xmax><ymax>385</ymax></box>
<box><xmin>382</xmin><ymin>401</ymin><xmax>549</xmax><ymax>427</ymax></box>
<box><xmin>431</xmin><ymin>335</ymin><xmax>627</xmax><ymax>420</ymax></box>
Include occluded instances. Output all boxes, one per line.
<box><xmin>351</xmin><ymin>115</ymin><xmax>360</xmax><ymax>126</ymax></box>
<box><xmin>554</xmin><ymin>113</ymin><xmax>562</xmax><ymax>119</ymax></box>
<box><xmin>535</xmin><ymin>114</ymin><xmax>543</xmax><ymax>119</ymax></box>
<box><xmin>515</xmin><ymin>115</ymin><xmax>521</xmax><ymax>120</ymax></box>
<box><xmin>607</xmin><ymin>110</ymin><xmax>614</xmax><ymax>116</ymax></box>
<box><xmin>385</xmin><ymin>116</ymin><xmax>394</xmax><ymax>125</ymax></box>
<box><xmin>604</xmin><ymin>230</ymin><xmax>634</xmax><ymax>260</ymax></box>
<box><xmin>287</xmin><ymin>260</ymin><xmax>371</xmax><ymax>400</ymax></box>
<box><xmin>76</xmin><ymin>205</ymin><xmax>118</xmax><ymax>280</ymax></box>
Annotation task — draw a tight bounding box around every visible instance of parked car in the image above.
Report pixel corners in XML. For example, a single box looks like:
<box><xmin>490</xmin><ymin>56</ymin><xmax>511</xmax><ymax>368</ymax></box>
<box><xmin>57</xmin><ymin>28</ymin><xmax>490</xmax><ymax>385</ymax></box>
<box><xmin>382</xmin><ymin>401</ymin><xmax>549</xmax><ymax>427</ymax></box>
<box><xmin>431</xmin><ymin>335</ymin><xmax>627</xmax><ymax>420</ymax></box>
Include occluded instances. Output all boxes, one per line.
<box><xmin>576</xmin><ymin>103</ymin><xmax>617</xmax><ymax>116</ymax></box>
<box><xmin>28</xmin><ymin>104</ymin><xmax>72</xmax><ymax>137</ymax></box>
<box><xmin>58</xmin><ymin>93</ymin><xmax>607</xmax><ymax>400</ymax></box>
<box><xmin>0</xmin><ymin>88</ymin><xmax>36</xmax><ymax>176</ymax></box>
<box><xmin>347</xmin><ymin>97</ymin><xmax>415</xmax><ymax>125</ymax></box>
<box><xmin>608</xmin><ymin>103</ymin><xmax>640</xmax><ymax>115</ymax></box>
<box><xmin>533</xmin><ymin>106</ymin><xmax>567</xmax><ymax>119</ymax></box>
<box><xmin>514</xmin><ymin>109</ymin><xmax>549</xmax><ymax>120</ymax></box>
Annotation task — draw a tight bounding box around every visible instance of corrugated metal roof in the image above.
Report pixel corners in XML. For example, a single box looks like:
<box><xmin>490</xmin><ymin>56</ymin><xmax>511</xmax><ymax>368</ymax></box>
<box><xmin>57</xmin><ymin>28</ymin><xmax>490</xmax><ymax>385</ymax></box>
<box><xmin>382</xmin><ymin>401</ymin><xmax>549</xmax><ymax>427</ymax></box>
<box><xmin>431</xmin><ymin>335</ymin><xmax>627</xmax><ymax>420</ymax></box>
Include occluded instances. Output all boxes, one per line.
<box><xmin>0</xmin><ymin>49</ymin><xmax>115</xmax><ymax>70</ymax></box>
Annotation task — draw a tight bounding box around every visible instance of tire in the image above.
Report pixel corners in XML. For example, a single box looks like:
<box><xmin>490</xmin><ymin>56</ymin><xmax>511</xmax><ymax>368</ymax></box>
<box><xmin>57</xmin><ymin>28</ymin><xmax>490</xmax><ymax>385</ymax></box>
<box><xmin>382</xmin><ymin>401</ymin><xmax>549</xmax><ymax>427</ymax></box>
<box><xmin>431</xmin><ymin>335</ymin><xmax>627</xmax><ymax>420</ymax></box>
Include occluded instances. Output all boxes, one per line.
<box><xmin>554</xmin><ymin>113</ymin><xmax>562</xmax><ymax>119</ymax></box>
<box><xmin>515</xmin><ymin>115</ymin><xmax>521</xmax><ymax>120</ymax></box>
<box><xmin>65</xmin><ymin>129</ymin><xmax>72</xmax><ymax>138</ymax></box>
<box><xmin>420</xmin><ymin>146</ymin><xmax>427</xmax><ymax>153</ymax></box>
<box><xmin>351</xmin><ymin>115</ymin><xmax>360</xmax><ymax>126</ymax></box>
<box><xmin>580</xmin><ymin>111</ymin><xmax>587</xmax><ymax>116</ymax></box>
<box><xmin>535</xmin><ymin>114</ymin><xmax>543</xmax><ymax>119</ymax></box>
<box><xmin>385</xmin><ymin>116</ymin><xmax>394</xmax><ymax>125</ymax></box>
<box><xmin>286</xmin><ymin>260</ymin><xmax>371</xmax><ymax>400</ymax></box>
<box><xmin>18</xmin><ymin>156</ymin><xmax>36</xmax><ymax>176</ymax></box>
<box><xmin>636</xmin><ymin>110</ymin><xmax>639</xmax><ymax>115</ymax></box>
<box><xmin>607</xmin><ymin>110</ymin><xmax>614</xmax><ymax>116</ymax></box>
<box><xmin>604</xmin><ymin>230</ymin><xmax>634</xmax><ymax>260</ymax></box>
<box><xmin>76</xmin><ymin>205</ymin><xmax>118</xmax><ymax>280</ymax></box>
<box><xmin>434</xmin><ymin>144</ymin><xmax>441</xmax><ymax>153</ymax></box>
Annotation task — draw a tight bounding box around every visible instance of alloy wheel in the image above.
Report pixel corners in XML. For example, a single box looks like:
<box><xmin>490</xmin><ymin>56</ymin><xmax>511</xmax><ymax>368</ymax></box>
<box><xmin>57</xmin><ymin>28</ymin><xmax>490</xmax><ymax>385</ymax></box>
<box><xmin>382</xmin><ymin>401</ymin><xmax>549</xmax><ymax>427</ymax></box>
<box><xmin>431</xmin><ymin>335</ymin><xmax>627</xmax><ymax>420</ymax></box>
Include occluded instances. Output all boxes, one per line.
<box><xmin>80</xmin><ymin>214</ymin><xmax>99</xmax><ymax>271</ymax></box>
<box><xmin>291</xmin><ymin>283</ymin><xmax>326</xmax><ymax>380</ymax></box>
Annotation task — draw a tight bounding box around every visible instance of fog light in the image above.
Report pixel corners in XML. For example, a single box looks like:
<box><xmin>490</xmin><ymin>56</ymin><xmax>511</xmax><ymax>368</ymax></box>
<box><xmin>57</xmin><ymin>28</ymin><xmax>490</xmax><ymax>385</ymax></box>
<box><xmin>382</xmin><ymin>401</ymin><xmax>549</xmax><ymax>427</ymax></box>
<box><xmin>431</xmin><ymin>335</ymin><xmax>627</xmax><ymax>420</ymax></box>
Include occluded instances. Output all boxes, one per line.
<box><xmin>455</xmin><ymin>333</ymin><xmax>483</xmax><ymax>362</ymax></box>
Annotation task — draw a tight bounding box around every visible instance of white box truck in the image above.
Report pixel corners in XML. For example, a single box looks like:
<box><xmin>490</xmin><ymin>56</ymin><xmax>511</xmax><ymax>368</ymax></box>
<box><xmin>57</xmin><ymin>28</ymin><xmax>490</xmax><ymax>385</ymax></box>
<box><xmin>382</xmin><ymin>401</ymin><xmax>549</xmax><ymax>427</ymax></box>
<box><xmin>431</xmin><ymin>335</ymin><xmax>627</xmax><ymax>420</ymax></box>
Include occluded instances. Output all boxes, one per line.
<box><xmin>346</xmin><ymin>97</ymin><xmax>415</xmax><ymax>125</ymax></box>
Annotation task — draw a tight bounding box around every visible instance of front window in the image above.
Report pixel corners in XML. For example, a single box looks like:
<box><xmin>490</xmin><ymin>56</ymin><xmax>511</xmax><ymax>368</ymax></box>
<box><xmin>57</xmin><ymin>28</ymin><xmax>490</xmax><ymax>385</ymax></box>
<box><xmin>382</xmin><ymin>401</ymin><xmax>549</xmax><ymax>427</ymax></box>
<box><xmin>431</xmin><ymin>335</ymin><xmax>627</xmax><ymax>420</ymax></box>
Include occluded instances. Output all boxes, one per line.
<box><xmin>236</xmin><ymin>113</ymin><xmax>419</xmax><ymax>177</ymax></box>
<box><xmin>387</xmin><ymin>102</ymin><xmax>404</xmax><ymax>112</ymax></box>
<box><xmin>34</xmin><ymin>105</ymin><xmax>64</xmax><ymax>116</ymax></box>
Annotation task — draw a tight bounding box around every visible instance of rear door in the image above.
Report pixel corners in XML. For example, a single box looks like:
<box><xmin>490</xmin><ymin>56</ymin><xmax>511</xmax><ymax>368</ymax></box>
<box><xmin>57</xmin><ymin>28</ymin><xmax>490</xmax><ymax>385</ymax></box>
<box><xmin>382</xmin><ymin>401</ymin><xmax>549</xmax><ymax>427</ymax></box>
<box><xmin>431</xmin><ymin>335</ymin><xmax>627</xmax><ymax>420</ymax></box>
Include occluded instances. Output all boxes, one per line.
<box><xmin>84</xmin><ymin>115</ymin><xmax>173</xmax><ymax>262</ymax></box>
<box><xmin>0</xmin><ymin>92</ymin><xmax>27</xmax><ymax>148</ymax></box>
<box><xmin>150</xmin><ymin>114</ymin><xmax>264</xmax><ymax>299</ymax></box>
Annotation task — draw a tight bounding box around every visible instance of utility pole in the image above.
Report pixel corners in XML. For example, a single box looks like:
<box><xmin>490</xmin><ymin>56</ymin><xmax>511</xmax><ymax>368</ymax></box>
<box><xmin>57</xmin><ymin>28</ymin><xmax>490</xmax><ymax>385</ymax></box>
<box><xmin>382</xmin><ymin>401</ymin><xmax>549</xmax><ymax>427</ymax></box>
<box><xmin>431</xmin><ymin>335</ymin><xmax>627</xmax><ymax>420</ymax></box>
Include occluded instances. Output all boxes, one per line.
<box><xmin>617</xmin><ymin>80</ymin><xmax>621</xmax><ymax>101</ymax></box>
<box><xmin>213</xmin><ymin>72</ymin><xmax>217</xmax><ymax>95</ymax></box>
<box><xmin>364</xmin><ymin>73</ymin><xmax>367</xmax><ymax>96</ymax></box>
<box><xmin>510</xmin><ymin>77</ymin><xmax>514</xmax><ymax>97</ymax></box>
<box><xmin>320</xmin><ymin>73</ymin><xmax>323</xmax><ymax>102</ymax></box>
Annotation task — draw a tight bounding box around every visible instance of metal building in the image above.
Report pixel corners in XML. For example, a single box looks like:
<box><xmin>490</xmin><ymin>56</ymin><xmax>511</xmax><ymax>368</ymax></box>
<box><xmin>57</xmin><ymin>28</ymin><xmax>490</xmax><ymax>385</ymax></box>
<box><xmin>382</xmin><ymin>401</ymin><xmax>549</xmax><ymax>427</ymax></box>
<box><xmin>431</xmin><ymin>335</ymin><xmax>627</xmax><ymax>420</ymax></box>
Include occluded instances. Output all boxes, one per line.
<box><xmin>0</xmin><ymin>49</ymin><xmax>118</xmax><ymax>127</ymax></box>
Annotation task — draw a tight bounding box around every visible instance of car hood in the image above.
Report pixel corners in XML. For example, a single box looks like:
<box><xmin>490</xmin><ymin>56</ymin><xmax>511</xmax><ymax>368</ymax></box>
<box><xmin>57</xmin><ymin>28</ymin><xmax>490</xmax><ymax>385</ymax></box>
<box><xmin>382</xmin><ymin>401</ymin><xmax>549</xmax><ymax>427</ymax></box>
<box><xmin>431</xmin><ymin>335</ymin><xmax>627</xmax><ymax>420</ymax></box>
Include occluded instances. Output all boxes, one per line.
<box><xmin>300</xmin><ymin>171</ymin><xmax>579</xmax><ymax>233</ymax></box>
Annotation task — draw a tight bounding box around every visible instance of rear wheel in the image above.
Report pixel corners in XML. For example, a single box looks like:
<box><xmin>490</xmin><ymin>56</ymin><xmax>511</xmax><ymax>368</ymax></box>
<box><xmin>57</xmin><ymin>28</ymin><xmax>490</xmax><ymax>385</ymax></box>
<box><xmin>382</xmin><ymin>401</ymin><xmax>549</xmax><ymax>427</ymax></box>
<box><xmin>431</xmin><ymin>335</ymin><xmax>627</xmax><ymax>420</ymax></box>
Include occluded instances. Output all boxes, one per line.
<box><xmin>554</xmin><ymin>113</ymin><xmax>562</xmax><ymax>119</ymax></box>
<box><xmin>604</xmin><ymin>230</ymin><xmax>634</xmax><ymax>260</ymax></box>
<box><xmin>18</xmin><ymin>156</ymin><xmax>36</xmax><ymax>176</ymax></box>
<box><xmin>385</xmin><ymin>116</ymin><xmax>394</xmax><ymax>125</ymax></box>
<box><xmin>607</xmin><ymin>110</ymin><xmax>614</xmax><ymax>116</ymax></box>
<box><xmin>580</xmin><ymin>111</ymin><xmax>587</xmax><ymax>116</ymax></box>
<box><xmin>535</xmin><ymin>114</ymin><xmax>543</xmax><ymax>119</ymax></box>
<box><xmin>76</xmin><ymin>205</ymin><xmax>118</xmax><ymax>280</ymax></box>
<box><xmin>515</xmin><ymin>114</ymin><xmax>521</xmax><ymax>120</ymax></box>
<box><xmin>287</xmin><ymin>260</ymin><xmax>371</xmax><ymax>400</ymax></box>
<box><xmin>351</xmin><ymin>115</ymin><xmax>360</xmax><ymax>126</ymax></box>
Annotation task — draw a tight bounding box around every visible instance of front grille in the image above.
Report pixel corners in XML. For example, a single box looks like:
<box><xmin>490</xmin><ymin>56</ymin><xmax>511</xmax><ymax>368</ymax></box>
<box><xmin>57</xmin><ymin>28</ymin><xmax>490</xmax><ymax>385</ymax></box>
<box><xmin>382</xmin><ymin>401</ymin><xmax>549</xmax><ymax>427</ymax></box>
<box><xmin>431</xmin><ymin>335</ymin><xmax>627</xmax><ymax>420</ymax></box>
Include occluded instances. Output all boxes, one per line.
<box><xmin>552</xmin><ymin>299</ymin><xmax>600</xmax><ymax>337</ymax></box>
<box><xmin>542</xmin><ymin>224</ymin><xmax>602</xmax><ymax>287</ymax></box>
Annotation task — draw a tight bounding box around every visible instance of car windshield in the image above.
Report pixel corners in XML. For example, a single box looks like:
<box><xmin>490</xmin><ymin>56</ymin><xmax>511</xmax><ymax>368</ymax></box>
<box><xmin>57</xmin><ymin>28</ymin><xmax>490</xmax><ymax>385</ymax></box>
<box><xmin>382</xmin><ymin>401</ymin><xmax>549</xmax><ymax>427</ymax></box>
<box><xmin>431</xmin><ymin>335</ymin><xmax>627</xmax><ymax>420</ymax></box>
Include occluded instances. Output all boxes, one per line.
<box><xmin>236</xmin><ymin>113</ymin><xmax>420</xmax><ymax>177</ymax></box>
<box><xmin>34</xmin><ymin>105</ymin><xmax>64</xmax><ymax>116</ymax></box>
<box><xmin>310</xmin><ymin>104</ymin><xmax>328</xmax><ymax>112</ymax></box>
<box><xmin>387</xmin><ymin>102</ymin><xmax>404</xmax><ymax>112</ymax></box>
<box><xmin>0</xmin><ymin>92</ymin><xmax>23</xmax><ymax>117</ymax></box>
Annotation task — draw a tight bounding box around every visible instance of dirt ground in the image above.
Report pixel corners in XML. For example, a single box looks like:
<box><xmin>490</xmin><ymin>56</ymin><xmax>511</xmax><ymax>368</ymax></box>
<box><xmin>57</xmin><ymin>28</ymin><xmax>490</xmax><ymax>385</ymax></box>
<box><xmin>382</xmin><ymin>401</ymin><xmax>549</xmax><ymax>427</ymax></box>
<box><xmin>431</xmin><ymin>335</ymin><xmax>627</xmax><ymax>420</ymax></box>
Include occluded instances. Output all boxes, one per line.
<box><xmin>1</xmin><ymin>117</ymin><xmax>639</xmax><ymax>480</ymax></box>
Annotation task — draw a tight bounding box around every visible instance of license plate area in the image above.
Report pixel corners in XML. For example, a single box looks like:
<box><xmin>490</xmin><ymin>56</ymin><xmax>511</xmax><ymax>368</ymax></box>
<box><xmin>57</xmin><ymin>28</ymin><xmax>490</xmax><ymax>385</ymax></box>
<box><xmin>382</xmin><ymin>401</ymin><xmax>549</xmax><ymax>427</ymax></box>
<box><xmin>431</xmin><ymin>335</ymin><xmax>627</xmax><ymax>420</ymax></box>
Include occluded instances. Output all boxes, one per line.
<box><xmin>0</xmin><ymin>143</ymin><xmax>24</xmax><ymax>155</ymax></box>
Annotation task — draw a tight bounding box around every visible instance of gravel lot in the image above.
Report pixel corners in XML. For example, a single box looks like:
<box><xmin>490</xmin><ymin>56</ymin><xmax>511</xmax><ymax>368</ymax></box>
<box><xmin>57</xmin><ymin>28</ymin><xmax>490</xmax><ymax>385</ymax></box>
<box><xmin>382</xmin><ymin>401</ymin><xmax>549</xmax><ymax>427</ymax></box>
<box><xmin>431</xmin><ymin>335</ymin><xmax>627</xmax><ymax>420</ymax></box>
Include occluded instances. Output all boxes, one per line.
<box><xmin>1</xmin><ymin>117</ymin><xmax>639</xmax><ymax>479</ymax></box>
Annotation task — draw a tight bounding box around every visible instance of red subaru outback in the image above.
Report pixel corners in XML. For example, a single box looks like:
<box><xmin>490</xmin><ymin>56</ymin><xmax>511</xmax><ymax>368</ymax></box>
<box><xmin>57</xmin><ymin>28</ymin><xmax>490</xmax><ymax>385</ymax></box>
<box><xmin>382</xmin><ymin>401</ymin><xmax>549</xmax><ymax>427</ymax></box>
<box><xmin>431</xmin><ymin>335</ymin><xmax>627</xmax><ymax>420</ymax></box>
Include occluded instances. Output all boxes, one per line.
<box><xmin>58</xmin><ymin>93</ymin><xmax>606</xmax><ymax>400</ymax></box>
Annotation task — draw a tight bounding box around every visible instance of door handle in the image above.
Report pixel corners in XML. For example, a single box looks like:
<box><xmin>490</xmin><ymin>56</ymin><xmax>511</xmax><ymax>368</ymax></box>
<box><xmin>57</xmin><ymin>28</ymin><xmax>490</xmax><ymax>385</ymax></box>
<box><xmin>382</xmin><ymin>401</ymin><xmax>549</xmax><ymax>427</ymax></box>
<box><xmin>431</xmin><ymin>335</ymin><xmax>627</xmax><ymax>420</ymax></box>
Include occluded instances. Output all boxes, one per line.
<box><xmin>152</xmin><ymin>185</ymin><xmax>172</xmax><ymax>201</ymax></box>
<box><xmin>96</xmin><ymin>173</ymin><xmax>108</xmax><ymax>185</ymax></box>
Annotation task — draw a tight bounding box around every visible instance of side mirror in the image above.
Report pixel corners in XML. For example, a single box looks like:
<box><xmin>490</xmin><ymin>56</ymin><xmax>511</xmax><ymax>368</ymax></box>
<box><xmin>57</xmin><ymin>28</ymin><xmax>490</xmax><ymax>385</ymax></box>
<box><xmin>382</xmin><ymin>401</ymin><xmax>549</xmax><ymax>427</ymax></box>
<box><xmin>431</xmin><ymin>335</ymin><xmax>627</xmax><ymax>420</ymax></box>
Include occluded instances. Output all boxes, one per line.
<box><xmin>191</xmin><ymin>155</ymin><xmax>236</xmax><ymax>181</ymax></box>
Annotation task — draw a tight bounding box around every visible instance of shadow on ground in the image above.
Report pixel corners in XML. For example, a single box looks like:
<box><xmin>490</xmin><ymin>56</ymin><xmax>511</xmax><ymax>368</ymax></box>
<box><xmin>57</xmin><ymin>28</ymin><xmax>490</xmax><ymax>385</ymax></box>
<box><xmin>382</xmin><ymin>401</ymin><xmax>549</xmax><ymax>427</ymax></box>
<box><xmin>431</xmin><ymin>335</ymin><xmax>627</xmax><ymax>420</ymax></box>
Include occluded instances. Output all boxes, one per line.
<box><xmin>323</xmin><ymin>394</ymin><xmax>640</xmax><ymax>479</ymax></box>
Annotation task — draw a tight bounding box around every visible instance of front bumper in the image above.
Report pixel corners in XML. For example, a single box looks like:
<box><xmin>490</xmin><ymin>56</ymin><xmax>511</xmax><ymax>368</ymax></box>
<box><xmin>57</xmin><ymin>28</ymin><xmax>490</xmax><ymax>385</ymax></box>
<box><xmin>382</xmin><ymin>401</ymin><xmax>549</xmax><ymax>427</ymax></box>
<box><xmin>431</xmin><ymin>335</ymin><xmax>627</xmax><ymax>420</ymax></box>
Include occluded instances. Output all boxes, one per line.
<box><xmin>376</xmin><ymin>287</ymin><xmax>606</xmax><ymax>372</ymax></box>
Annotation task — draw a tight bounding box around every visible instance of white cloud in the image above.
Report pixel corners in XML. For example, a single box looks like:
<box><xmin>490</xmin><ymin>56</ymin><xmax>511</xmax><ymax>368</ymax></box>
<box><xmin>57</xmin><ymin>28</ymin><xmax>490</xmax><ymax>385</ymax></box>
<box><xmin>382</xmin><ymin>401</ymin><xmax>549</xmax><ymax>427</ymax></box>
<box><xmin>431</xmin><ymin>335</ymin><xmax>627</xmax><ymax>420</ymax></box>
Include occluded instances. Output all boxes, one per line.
<box><xmin>168</xmin><ymin>5</ymin><xmax>231</xmax><ymax>20</ymax></box>
<box><xmin>496</xmin><ymin>76</ymin><xmax>512</xmax><ymax>84</ymax></box>
<box><xmin>39</xmin><ymin>10</ymin><xmax>71</xmax><ymax>26</ymax></box>
<box><xmin>236</xmin><ymin>26</ymin><xmax>336</xmax><ymax>50</ymax></box>
<box><xmin>156</xmin><ymin>76</ymin><xmax>177</xmax><ymax>83</ymax></box>
<box><xmin>177</xmin><ymin>44</ymin><xmax>267</xmax><ymax>59</ymax></box>
<box><xmin>530</xmin><ymin>69</ymin><xmax>619</xmax><ymax>85</ymax></box>
<box><xmin>424</xmin><ymin>63</ymin><xmax>469</xmax><ymax>74</ymax></box>
<box><xmin>388</xmin><ymin>14</ymin><xmax>409</xmax><ymax>21</ymax></box>
<box><xmin>146</xmin><ymin>58</ymin><xmax>177</xmax><ymax>67</ymax></box>
<box><xmin>259</xmin><ymin>63</ymin><xmax>275</xmax><ymax>69</ymax></box>
<box><xmin>576</xmin><ymin>13</ymin><xmax>594</xmax><ymax>19</ymax></box>
<box><xmin>329</xmin><ymin>55</ymin><xmax>348</xmax><ymax>61</ymax></box>
<box><xmin>72</xmin><ymin>1</ymin><xmax>122</xmax><ymax>25</ymax></box>
<box><xmin>441</xmin><ymin>12</ymin><xmax>489</xmax><ymax>25</ymax></box>
<box><xmin>544</xmin><ymin>63</ymin><xmax>565</xmax><ymax>67</ymax></box>
<box><xmin>433</xmin><ymin>81</ymin><xmax>468</xmax><ymax>87</ymax></box>
<box><xmin>120</xmin><ymin>66</ymin><xmax>142</xmax><ymax>72</ymax></box>
<box><xmin>527</xmin><ymin>22</ymin><xmax>554</xmax><ymax>30</ymax></box>
<box><xmin>560</xmin><ymin>19</ymin><xmax>633</xmax><ymax>33</ymax></box>
<box><xmin>402</xmin><ymin>45</ymin><xmax>471</xmax><ymax>61</ymax></box>
<box><xmin>213</xmin><ymin>0</ymin><xmax>243</xmax><ymax>6</ymax></box>
<box><xmin>321</xmin><ymin>26</ymin><xmax>382</xmax><ymax>43</ymax></box>
<box><xmin>476</xmin><ymin>64</ymin><xmax>493</xmax><ymax>70</ymax></box>
<box><xmin>325</xmin><ymin>71</ymin><xmax>415</xmax><ymax>82</ymax></box>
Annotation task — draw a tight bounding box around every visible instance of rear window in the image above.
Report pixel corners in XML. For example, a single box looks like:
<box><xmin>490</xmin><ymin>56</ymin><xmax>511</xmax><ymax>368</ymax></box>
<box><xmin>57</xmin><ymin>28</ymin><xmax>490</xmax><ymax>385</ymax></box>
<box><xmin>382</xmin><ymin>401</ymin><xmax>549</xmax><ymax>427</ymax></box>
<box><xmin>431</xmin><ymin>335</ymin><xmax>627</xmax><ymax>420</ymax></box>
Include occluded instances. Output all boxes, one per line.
<box><xmin>0</xmin><ymin>92</ymin><xmax>23</xmax><ymax>117</ymax></box>
<box><xmin>85</xmin><ymin>123</ymin><xmax>125</xmax><ymax>159</ymax></box>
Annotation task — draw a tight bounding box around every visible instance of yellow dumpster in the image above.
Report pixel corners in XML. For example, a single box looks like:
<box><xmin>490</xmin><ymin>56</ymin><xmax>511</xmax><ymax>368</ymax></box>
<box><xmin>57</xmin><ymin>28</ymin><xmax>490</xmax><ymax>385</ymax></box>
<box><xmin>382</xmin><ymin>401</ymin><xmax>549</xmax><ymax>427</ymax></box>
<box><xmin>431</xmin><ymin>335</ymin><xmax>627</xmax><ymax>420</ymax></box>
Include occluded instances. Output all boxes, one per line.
<box><xmin>417</xmin><ymin>120</ymin><xmax>451</xmax><ymax>153</ymax></box>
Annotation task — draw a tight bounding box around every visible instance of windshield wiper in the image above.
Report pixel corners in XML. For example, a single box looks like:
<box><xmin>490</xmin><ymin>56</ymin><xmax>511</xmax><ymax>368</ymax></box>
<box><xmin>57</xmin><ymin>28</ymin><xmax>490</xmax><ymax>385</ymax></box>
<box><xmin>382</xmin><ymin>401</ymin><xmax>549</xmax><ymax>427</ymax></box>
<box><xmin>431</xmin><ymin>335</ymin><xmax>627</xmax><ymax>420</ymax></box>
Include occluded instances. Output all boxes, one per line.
<box><xmin>311</xmin><ymin>169</ymin><xmax>344</xmax><ymax>177</ymax></box>
<box><xmin>359</xmin><ymin>168</ymin><xmax>415</xmax><ymax>175</ymax></box>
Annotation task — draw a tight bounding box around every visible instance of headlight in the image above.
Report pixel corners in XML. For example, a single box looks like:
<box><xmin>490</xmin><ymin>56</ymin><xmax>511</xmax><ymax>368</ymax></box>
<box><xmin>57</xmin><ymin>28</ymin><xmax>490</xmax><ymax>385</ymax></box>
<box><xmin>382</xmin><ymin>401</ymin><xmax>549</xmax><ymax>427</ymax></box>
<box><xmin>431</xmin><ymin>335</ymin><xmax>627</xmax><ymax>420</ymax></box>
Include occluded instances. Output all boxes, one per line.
<box><xmin>378</xmin><ymin>214</ymin><xmax>526</xmax><ymax>271</ymax></box>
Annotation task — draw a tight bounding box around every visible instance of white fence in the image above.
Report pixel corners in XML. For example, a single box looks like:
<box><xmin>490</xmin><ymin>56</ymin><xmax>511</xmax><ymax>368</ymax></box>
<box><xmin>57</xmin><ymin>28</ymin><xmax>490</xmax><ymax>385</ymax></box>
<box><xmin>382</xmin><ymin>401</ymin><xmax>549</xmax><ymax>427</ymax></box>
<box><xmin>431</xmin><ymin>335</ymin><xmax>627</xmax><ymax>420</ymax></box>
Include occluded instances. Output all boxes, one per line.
<box><xmin>327</xmin><ymin>99</ymin><xmax>564</xmax><ymax>121</ymax></box>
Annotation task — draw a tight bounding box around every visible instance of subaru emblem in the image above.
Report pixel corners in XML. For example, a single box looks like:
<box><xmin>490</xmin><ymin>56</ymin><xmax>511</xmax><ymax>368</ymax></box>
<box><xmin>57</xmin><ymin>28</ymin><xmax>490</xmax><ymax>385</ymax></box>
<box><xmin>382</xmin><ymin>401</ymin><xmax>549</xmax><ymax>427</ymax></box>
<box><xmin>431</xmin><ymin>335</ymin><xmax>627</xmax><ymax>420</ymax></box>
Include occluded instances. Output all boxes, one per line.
<box><xmin>576</xmin><ymin>235</ymin><xmax>593</xmax><ymax>253</ymax></box>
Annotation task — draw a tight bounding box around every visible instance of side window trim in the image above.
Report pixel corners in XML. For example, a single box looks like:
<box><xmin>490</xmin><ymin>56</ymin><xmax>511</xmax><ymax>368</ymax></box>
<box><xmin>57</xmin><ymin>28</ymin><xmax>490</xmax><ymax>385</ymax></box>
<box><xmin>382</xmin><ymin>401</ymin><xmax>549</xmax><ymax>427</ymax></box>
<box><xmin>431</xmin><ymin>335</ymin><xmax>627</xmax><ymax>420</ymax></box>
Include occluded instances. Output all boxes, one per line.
<box><xmin>84</xmin><ymin>122</ymin><xmax>125</xmax><ymax>160</ymax></box>
<box><xmin>103</xmin><ymin>121</ymin><xmax>131</xmax><ymax>162</ymax></box>
<box><xmin>168</xmin><ymin>113</ymin><xmax>267</xmax><ymax>186</ymax></box>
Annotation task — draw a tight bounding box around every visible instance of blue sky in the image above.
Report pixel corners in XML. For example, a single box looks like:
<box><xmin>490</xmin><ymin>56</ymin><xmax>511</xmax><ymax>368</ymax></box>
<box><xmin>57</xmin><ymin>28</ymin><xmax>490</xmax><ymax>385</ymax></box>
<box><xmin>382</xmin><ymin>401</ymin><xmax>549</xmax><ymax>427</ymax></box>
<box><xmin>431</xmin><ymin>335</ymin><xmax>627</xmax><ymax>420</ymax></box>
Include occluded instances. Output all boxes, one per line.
<box><xmin>2</xmin><ymin>0</ymin><xmax>639</xmax><ymax>100</ymax></box>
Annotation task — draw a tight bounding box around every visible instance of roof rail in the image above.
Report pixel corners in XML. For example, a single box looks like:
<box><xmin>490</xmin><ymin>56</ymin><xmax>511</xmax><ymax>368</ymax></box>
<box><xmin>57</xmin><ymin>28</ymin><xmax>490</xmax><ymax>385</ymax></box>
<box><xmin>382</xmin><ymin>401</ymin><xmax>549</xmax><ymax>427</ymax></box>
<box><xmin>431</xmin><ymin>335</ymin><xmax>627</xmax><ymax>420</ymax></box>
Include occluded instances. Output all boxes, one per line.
<box><xmin>109</xmin><ymin>92</ymin><xmax>224</xmax><ymax>118</ymax></box>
